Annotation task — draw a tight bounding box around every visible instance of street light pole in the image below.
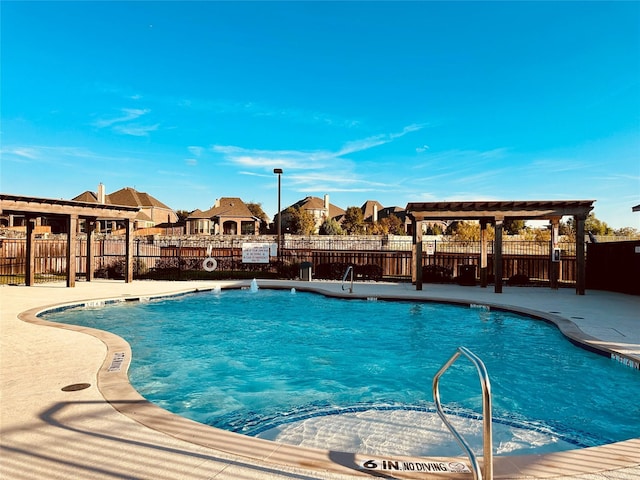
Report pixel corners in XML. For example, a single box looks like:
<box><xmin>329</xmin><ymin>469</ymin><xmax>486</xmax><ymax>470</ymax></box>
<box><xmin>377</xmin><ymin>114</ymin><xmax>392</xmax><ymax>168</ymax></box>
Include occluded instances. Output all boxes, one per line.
<box><xmin>273</xmin><ymin>168</ymin><xmax>283</xmax><ymax>261</ymax></box>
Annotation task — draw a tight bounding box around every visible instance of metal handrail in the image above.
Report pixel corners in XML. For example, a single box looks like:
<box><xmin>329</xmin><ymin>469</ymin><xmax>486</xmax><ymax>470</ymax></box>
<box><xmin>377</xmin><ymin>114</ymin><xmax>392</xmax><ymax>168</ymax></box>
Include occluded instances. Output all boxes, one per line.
<box><xmin>432</xmin><ymin>346</ymin><xmax>493</xmax><ymax>480</ymax></box>
<box><xmin>341</xmin><ymin>265</ymin><xmax>354</xmax><ymax>293</ymax></box>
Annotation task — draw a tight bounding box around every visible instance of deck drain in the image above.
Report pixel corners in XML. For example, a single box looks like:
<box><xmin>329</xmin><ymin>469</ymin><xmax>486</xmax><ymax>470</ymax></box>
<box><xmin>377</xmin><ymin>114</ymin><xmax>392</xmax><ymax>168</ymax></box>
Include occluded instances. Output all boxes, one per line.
<box><xmin>61</xmin><ymin>383</ymin><xmax>91</xmax><ymax>392</ymax></box>
<box><xmin>571</xmin><ymin>316</ymin><xmax>585</xmax><ymax>320</ymax></box>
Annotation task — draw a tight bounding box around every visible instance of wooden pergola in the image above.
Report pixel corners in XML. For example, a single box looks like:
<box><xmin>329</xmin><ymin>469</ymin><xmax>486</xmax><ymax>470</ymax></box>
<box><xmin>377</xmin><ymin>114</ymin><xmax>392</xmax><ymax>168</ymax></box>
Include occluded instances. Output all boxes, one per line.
<box><xmin>406</xmin><ymin>200</ymin><xmax>595</xmax><ymax>295</ymax></box>
<box><xmin>0</xmin><ymin>194</ymin><xmax>140</xmax><ymax>287</ymax></box>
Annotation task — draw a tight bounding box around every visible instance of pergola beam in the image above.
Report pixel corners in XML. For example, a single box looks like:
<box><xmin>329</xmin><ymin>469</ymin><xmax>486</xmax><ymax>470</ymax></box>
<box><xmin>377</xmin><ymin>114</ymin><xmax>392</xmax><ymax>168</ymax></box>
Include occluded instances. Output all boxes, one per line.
<box><xmin>406</xmin><ymin>202</ymin><xmax>594</xmax><ymax>221</ymax></box>
<box><xmin>0</xmin><ymin>194</ymin><xmax>139</xmax><ymax>219</ymax></box>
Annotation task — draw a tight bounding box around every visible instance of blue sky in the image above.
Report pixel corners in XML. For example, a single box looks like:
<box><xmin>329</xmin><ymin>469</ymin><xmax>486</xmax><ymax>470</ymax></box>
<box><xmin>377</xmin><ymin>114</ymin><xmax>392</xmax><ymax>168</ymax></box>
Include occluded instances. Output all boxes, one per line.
<box><xmin>2</xmin><ymin>1</ymin><xmax>639</xmax><ymax>229</ymax></box>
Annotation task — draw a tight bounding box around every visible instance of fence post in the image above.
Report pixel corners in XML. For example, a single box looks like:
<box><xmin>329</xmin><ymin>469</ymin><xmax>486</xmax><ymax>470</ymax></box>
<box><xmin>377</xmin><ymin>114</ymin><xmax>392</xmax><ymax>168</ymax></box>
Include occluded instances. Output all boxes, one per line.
<box><xmin>411</xmin><ymin>215</ymin><xmax>423</xmax><ymax>290</ymax></box>
<box><xmin>178</xmin><ymin>239</ymin><xmax>182</xmax><ymax>279</ymax></box>
<box><xmin>25</xmin><ymin>217</ymin><xmax>36</xmax><ymax>286</ymax></box>
<box><xmin>549</xmin><ymin>217</ymin><xmax>560</xmax><ymax>289</ymax></box>
<box><xmin>494</xmin><ymin>219</ymin><xmax>503</xmax><ymax>293</ymax></box>
<box><xmin>575</xmin><ymin>214</ymin><xmax>586</xmax><ymax>295</ymax></box>
<box><xmin>480</xmin><ymin>220</ymin><xmax>489</xmax><ymax>287</ymax></box>
<box><xmin>124</xmin><ymin>219</ymin><xmax>134</xmax><ymax>283</ymax></box>
<box><xmin>66</xmin><ymin>215</ymin><xmax>78</xmax><ymax>287</ymax></box>
<box><xmin>86</xmin><ymin>219</ymin><xmax>96</xmax><ymax>282</ymax></box>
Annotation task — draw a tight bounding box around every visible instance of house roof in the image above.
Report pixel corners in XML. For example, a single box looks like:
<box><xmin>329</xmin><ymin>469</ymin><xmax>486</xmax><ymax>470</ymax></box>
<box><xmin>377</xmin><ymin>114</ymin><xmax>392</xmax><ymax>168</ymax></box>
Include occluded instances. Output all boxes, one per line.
<box><xmin>328</xmin><ymin>203</ymin><xmax>346</xmax><ymax>218</ymax></box>
<box><xmin>72</xmin><ymin>187</ymin><xmax>173</xmax><ymax>210</ymax></box>
<box><xmin>292</xmin><ymin>196</ymin><xmax>324</xmax><ymax>210</ymax></box>
<box><xmin>72</xmin><ymin>191</ymin><xmax>100</xmax><ymax>203</ymax></box>
<box><xmin>186</xmin><ymin>208</ymin><xmax>207</xmax><ymax>219</ymax></box>
<box><xmin>192</xmin><ymin>197</ymin><xmax>256</xmax><ymax>219</ymax></box>
<box><xmin>378</xmin><ymin>206</ymin><xmax>408</xmax><ymax>220</ymax></box>
<box><xmin>290</xmin><ymin>196</ymin><xmax>345</xmax><ymax>218</ymax></box>
<box><xmin>108</xmin><ymin>187</ymin><xmax>173</xmax><ymax>210</ymax></box>
<box><xmin>361</xmin><ymin>200</ymin><xmax>384</xmax><ymax>221</ymax></box>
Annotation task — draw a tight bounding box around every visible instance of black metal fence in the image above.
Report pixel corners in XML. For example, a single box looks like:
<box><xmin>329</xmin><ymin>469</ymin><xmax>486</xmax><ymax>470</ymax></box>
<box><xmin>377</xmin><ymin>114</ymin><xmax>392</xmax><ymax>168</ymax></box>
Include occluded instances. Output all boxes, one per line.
<box><xmin>0</xmin><ymin>235</ymin><xmax>580</xmax><ymax>286</ymax></box>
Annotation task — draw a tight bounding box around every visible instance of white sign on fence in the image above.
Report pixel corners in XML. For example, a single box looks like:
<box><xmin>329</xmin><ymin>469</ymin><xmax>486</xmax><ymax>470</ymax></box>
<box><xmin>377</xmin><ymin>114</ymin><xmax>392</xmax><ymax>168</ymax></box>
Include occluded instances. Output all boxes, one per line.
<box><xmin>242</xmin><ymin>243</ymin><xmax>271</xmax><ymax>264</ymax></box>
<box><xmin>425</xmin><ymin>241</ymin><xmax>436</xmax><ymax>256</ymax></box>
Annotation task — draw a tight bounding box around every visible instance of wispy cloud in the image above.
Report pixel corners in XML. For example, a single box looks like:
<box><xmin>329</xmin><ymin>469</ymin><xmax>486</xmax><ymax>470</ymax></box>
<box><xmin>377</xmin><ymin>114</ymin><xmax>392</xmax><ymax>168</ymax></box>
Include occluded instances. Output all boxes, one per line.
<box><xmin>188</xmin><ymin>146</ymin><xmax>204</xmax><ymax>157</ymax></box>
<box><xmin>179</xmin><ymin>96</ymin><xmax>363</xmax><ymax>129</ymax></box>
<box><xmin>1</xmin><ymin>147</ymin><xmax>41</xmax><ymax>161</ymax></box>
<box><xmin>597</xmin><ymin>173</ymin><xmax>640</xmax><ymax>182</ymax></box>
<box><xmin>478</xmin><ymin>147</ymin><xmax>509</xmax><ymax>159</ymax></box>
<box><xmin>92</xmin><ymin>107</ymin><xmax>158</xmax><ymax>137</ymax></box>
<box><xmin>337</xmin><ymin>124</ymin><xmax>425</xmax><ymax>156</ymax></box>
<box><xmin>452</xmin><ymin>168</ymin><xmax>508</xmax><ymax>185</ymax></box>
<box><xmin>214</xmin><ymin>124</ymin><xmax>425</xmax><ymax>169</ymax></box>
<box><xmin>213</xmin><ymin>125</ymin><xmax>424</xmax><ymax>194</ymax></box>
<box><xmin>1</xmin><ymin>145</ymin><xmax>98</xmax><ymax>167</ymax></box>
<box><xmin>0</xmin><ymin>144</ymin><xmax>150</xmax><ymax>171</ymax></box>
<box><xmin>413</xmin><ymin>147</ymin><xmax>511</xmax><ymax>167</ymax></box>
<box><xmin>528</xmin><ymin>158</ymin><xmax>594</xmax><ymax>173</ymax></box>
<box><xmin>211</xmin><ymin>145</ymin><xmax>331</xmax><ymax>170</ymax></box>
<box><xmin>183</xmin><ymin>146</ymin><xmax>204</xmax><ymax>166</ymax></box>
<box><xmin>93</xmin><ymin>108</ymin><xmax>150</xmax><ymax>128</ymax></box>
<box><xmin>291</xmin><ymin>174</ymin><xmax>394</xmax><ymax>194</ymax></box>
<box><xmin>113</xmin><ymin>123</ymin><xmax>159</xmax><ymax>136</ymax></box>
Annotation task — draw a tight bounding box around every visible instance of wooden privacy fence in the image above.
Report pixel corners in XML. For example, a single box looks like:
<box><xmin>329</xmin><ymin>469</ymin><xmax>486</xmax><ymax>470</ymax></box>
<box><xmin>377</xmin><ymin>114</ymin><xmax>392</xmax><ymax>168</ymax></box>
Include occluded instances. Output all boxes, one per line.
<box><xmin>586</xmin><ymin>240</ymin><xmax>640</xmax><ymax>295</ymax></box>
<box><xmin>0</xmin><ymin>238</ymin><xmax>68</xmax><ymax>283</ymax></box>
<box><xmin>0</xmin><ymin>236</ymin><xmax>579</xmax><ymax>286</ymax></box>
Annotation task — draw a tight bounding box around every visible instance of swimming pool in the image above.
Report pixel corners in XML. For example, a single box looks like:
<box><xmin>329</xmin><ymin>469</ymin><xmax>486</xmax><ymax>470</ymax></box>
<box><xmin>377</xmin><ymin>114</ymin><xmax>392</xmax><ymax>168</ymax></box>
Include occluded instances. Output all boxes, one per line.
<box><xmin>44</xmin><ymin>287</ymin><xmax>640</xmax><ymax>458</ymax></box>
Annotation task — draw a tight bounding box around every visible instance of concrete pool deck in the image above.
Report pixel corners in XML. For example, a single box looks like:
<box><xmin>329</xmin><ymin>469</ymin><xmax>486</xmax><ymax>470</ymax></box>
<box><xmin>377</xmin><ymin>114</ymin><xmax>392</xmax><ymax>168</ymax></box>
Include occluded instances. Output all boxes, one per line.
<box><xmin>1</xmin><ymin>279</ymin><xmax>638</xmax><ymax>480</ymax></box>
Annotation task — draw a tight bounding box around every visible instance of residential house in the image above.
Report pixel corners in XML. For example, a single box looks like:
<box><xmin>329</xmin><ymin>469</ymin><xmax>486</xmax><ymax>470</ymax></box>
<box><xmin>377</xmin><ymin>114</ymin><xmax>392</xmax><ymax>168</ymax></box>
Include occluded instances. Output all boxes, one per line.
<box><xmin>72</xmin><ymin>184</ymin><xmax>178</xmax><ymax>232</ymax></box>
<box><xmin>277</xmin><ymin>194</ymin><xmax>345</xmax><ymax>234</ymax></box>
<box><xmin>361</xmin><ymin>200</ymin><xmax>385</xmax><ymax>224</ymax></box>
<box><xmin>185</xmin><ymin>197</ymin><xmax>260</xmax><ymax>235</ymax></box>
<box><xmin>378</xmin><ymin>205</ymin><xmax>410</xmax><ymax>230</ymax></box>
<box><xmin>359</xmin><ymin>201</ymin><xmax>413</xmax><ymax>234</ymax></box>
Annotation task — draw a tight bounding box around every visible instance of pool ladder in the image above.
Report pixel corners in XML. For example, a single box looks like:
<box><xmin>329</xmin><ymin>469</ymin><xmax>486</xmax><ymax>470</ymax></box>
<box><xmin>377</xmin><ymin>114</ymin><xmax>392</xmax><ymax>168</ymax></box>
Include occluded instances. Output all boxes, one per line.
<box><xmin>433</xmin><ymin>347</ymin><xmax>493</xmax><ymax>480</ymax></box>
<box><xmin>341</xmin><ymin>265</ymin><xmax>354</xmax><ymax>293</ymax></box>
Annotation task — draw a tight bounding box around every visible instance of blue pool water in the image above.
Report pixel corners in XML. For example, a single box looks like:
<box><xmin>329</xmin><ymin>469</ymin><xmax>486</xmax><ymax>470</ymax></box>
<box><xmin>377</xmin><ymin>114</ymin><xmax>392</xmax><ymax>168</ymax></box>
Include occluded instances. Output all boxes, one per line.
<box><xmin>44</xmin><ymin>288</ymin><xmax>640</xmax><ymax>457</ymax></box>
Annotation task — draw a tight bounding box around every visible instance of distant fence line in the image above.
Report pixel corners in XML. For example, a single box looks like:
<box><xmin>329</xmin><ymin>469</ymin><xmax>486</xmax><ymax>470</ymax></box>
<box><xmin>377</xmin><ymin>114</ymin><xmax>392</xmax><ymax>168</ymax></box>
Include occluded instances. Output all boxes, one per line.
<box><xmin>0</xmin><ymin>234</ymin><xmax>579</xmax><ymax>285</ymax></box>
